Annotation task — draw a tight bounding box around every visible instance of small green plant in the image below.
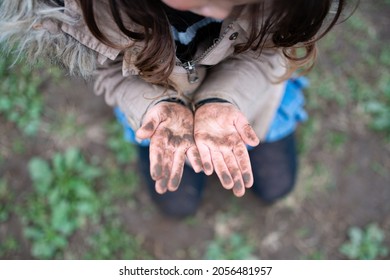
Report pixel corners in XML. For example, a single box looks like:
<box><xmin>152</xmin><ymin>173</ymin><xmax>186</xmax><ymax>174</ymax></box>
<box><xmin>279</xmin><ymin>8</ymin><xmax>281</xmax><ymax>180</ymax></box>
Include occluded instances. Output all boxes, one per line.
<box><xmin>365</xmin><ymin>89</ymin><xmax>390</xmax><ymax>140</ymax></box>
<box><xmin>339</xmin><ymin>223</ymin><xmax>389</xmax><ymax>260</ymax></box>
<box><xmin>364</xmin><ymin>73</ymin><xmax>390</xmax><ymax>130</ymax></box>
<box><xmin>11</xmin><ymin>138</ymin><xmax>26</xmax><ymax>154</ymax></box>
<box><xmin>85</xmin><ymin>220</ymin><xmax>150</xmax><ymax>260</ymax></box>
<box><xmin>0</xmin><ymin>237</ymin><xmax>19</xmax><ymax>258</ymax></box>
<box><xmin>306</xmin><ymin>250</ymin><xmax>326</xmax><ymax>260</ymax></box>
<box><xmin>297</xmin><ymin>118</ymin><xmax>321</xmax><ymax>156</ymax></box>
<box><xmin>0</xmin><ymin>178</ymin><xmax>13</xmax><ymax>223</ymax></box>
<box><xmin>23</xmin><ymin>148</ymin><xmax>102</xmax><ymax>259</ymax></box>
<box><xmin>205</xmin><ymin>233</ymin><xmax>255</xmax><ymax>260</ymax></box>
<box><xmin>0</xmin><ymin>50</ymin><xmax>44</xmax><ymax>136</ymax></box>
<box><xmin>325</xmin><ymin>131</ymin><xmax>348</xmax><ymax>152</ymax></box>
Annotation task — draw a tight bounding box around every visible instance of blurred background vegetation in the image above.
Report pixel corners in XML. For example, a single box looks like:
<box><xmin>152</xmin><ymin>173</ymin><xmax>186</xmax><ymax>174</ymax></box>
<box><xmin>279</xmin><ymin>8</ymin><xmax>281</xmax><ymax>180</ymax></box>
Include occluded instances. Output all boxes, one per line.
<box><xmin>0</xmin><ymin>1</ymin><xmax>389</xmax><ymax>260</ymax></box>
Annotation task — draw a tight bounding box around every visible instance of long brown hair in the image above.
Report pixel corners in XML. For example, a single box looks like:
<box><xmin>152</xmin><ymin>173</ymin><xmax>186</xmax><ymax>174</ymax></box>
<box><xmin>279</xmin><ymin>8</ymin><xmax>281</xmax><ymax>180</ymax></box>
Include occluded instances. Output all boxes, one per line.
<box><xmin>78</xmin><ymin>0</ymin><xmax>351</xmax><ymax>84</ymax></box>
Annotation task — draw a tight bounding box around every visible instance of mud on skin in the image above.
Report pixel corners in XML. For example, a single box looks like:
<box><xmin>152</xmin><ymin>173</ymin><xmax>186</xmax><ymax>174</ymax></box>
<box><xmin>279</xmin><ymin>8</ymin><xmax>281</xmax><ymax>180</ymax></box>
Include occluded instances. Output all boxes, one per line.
<box><xmin>147</xmin><ymin>102</ymin><xmax>197</xmax><ymax>192</ymax></box>
<box><xmin>143</xmin><ymin>121</ymin><xmax>155</xmax><ymax>132</ymax></box>
<box><xmin>194</xmin><ymin>102</ymin><xmax>258</xmax><ymax>194</ymax></box>
<box><xmin>221</xmin><ymin>171</ymin><xmax>233</xmax><ymax>186</ymax></box>
<box><xmin>164</xmin><ymin>128</ymin><xmax>194</xmax><ymax>148</ymax></box>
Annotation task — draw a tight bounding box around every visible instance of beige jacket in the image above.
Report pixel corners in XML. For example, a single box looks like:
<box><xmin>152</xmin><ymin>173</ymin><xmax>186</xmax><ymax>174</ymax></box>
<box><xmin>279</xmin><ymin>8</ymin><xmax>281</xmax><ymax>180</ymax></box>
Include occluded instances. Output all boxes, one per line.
<box><xmin>2</xmin><ymin>0</ymin><xmax>287</xmax><ymax>140</ymax></box>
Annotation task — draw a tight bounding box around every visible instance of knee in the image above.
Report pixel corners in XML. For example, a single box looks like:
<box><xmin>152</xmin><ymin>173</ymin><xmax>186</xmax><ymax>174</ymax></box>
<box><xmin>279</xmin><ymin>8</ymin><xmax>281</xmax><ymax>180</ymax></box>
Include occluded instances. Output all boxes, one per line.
<box><xmin>249</xmin><ymin>133</ymin><xmax>298</xmax><ymax>203</ymax></box>
<box><xmin>252</xmin><ymin>174</ymin><xmax>296</xmax><ymax>203</ymax></box>
<box><xmin>153</xmin><ymin>194</ymin><xmax>200</xmax><ymax>218</ymax></box>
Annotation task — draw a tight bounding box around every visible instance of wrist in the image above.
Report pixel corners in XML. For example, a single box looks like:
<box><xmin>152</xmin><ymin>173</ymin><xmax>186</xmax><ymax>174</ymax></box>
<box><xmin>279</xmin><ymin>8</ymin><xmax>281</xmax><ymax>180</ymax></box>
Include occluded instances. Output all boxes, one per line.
<box><xmin>156</xmin><ymin>97</ymin><xmax>187</xmax><ymax>107</ymax></box>
<box><xmin>194</xmin><ymin>98</ymin><xmax>231</xmax><ymax>111</ymax></box>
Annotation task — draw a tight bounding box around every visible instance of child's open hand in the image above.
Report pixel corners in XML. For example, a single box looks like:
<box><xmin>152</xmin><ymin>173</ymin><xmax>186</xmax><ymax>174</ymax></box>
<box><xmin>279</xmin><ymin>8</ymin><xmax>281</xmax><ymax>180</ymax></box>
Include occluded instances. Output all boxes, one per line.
<box><xmin>136</xmin><ymin>102</ymin><xmax>202</xmax><ymax>194</ymax></box>
<box><xmin>194</xmin><ymin>103</ymin><xmax>260</xmax><ymax>197</ymax></box>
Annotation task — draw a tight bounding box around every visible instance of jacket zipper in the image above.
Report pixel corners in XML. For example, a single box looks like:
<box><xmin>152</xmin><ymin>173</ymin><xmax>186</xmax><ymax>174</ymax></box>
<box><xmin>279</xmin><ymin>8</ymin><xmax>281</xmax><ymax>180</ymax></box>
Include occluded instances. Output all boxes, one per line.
<box><xmin>177</xmin><ymin>23</ymin><xmax>234</xmax><ymax>84</ymax></box>
<box><xmin>183</xmin><ymin>61</ymin><xmax>200</xmax><ymax>84</ymax></box>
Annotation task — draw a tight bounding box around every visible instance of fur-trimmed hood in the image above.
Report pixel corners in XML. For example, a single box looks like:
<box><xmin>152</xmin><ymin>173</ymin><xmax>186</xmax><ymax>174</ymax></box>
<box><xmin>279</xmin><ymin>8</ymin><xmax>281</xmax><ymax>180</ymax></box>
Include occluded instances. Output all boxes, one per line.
<box><xmin>0</xmin><ymin>0</ymin><xmax>97</xmax><ymax>77</ymax></box>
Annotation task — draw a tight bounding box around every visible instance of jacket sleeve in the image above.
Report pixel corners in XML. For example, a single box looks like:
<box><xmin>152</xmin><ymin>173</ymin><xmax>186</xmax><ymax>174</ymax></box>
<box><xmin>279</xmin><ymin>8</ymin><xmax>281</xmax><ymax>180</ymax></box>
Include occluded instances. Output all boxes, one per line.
<box><xmin>93</xmin><ymin>56</ymin><xmax>187</xmax><ymax>130</ymax></box>
<box><xmin>193</xmin><ymin>49</ymin><xmax>287</xmax><ymax>139</ymax></box>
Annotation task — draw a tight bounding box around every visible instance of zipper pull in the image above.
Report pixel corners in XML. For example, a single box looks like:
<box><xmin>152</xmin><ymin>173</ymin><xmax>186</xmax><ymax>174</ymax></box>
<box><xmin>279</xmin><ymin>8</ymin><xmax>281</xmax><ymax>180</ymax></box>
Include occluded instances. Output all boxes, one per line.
<box><xmin>184</xmin><ymin>61</ymin><xmax>199</xmax><ymax>84</ymax></box>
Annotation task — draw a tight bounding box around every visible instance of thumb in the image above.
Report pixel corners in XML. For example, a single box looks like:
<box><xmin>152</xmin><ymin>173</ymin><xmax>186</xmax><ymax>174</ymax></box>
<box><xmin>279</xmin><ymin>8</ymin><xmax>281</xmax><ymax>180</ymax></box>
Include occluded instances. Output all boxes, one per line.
<box><xmin>234</xmin><ymin>114</ymin><xmax>260</xmax><ymax>147</ymax></box>
<box><xmin>136</xmin><ymin>113</ymin><xmax>160</xmax><ymax>140</ymax></box>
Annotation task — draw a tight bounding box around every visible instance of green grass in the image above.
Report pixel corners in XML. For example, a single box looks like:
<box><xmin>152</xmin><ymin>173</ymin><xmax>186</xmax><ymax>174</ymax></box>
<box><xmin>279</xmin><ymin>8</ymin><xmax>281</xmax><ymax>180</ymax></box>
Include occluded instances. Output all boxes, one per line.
<box><xmin>0</xmin><ymin>237</ymin><xmax>19</xmax><ymax>258</ymax></box>
<box><xmin>11</xmin><ymin>138</ymin><xmax>27</xmax><ymax>155</ymax></box>
<box><xmin>99</xmin><ymin>162</ymin><xmax>139</xmax><ymax>216</ymax></box>
<box><xmin>370</xmin><ymin>161</ymin><xmax>388</xmax><ymax>178</ymax></box>
<box><xmin>0</xmin><ymin>95</ymin><xmax>144</xmax><ymax>259</ymax></box>
<box><xmin>18</xmin><ymin>144</ymin><xmax>144</xmax><ymax>259</ymax></box>
<box><xmin>0</xmin><ymin>58</ymin><xmax>43</xmax><ymax>135</ymax></box>
<box><xmin>296</xmin><ymin>7</ymin><xmax>390</xmax><ymax>202</ymax></box>
<box><xmin>85</xmin><ymin>220</ymin><xmax>150</xmax><ymax>260</ymax></box>
<box><xmin>101</xmin><ymin>120</ymin><xmax>140</xmax><ymax>212</ymax></box>
<box><xmin>46</xmin><ymin>109</ymin><xmax>86</xmax><ymax>142</ymax></box>
<box><xmin>297</xmin><ymin>118</ymin><xmax>321</xmax><ymax>155</ymax></box>
<box><xmin>306</xmin><ymin>250</ymin><xmax>326</xmax><ymax>260</ymax></box>
<box><xmin>365</xmin><ymin>89</ymin><xmax>390</xmax><ymax>140</ymax></box>
<box><xmin>304</xmin><ymin>9</ymin><xmax>390</xmax><ymax>141</ymax></box>
<box><xmin>23</xmin><ymin>148</ymin><xmax>102</xmax><ymax>259</ymax></box>
<box><xmin>339</xmin><ymin>223</ymin><xmax>389</xmax><ymax>260</ymax></box>
<box><xmin>325</xmin><ymin>131</ymin><xmax>348</xmax><ymax>154</ymax></box>
<box><xmin>297</xmin><ymin>162</ymin><xmax>336</xmax><ymax>200</ymax></box>
<box><xmin>0</xmin><ymin>46</ymin><xmax>61</xmax><ymax>136</ymax></box>
<box><xmin>106</xmin><ymin>121</ymin><xmax>138</xmax><ymax>164</ymax></box>
<box><xmin>205</xmin><ymin>233</ymin><xmax>256</xmax><ymax>260</ymax></box>
<box><xmin>0</xmin><ymin>178</ymin><xmax>13</xmax><ymax>223</ymax></box>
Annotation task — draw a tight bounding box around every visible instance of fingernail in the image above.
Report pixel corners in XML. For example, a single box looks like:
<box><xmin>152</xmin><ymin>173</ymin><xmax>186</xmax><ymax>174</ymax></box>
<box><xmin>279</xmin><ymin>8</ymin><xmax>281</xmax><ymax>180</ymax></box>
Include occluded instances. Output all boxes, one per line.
<box><xmin>152</xmin><ymin>165</ymin><xmax>162</xmax><ymax>179</ymax></box>
<box><xmin>222</xmin><ymin>172</ymin><xmax>233</xmax><ymax>188</ymax></box>
<box><xmin>243</xmin><ymin>173</ymin><xmax>251</xmax><ymax>186</ymax></box>
<box><xmin>144</xmin><ymin>121</ymin><xmax>155</xmax><ymax>131</ymax></box>
<box><xmin>233</xmin><ymin>182</ymin><xmax>245</xmax><ymax>197</ymax></box>
<box><xmin>170</xmin><ymin>173</ymin><xmax>181</xmax><ymax>190</ymax></box>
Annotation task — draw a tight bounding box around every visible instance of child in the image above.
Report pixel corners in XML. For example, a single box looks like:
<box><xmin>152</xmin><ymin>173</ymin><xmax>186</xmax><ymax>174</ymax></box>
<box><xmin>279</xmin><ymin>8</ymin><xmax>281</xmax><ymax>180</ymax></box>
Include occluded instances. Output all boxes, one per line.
<box><xmin>0</xmin><ymin>0</ymin><xmax>348</xmax><ymax>217</ymax></box>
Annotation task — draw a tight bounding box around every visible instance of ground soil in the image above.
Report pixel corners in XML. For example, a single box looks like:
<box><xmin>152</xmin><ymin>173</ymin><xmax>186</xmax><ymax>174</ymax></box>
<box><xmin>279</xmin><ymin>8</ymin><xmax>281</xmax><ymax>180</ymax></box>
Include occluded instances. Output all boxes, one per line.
<box><xmin>0</xmin><ymin>0</ymin><xmax>389</xmax><ymax>260</ymax></box>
